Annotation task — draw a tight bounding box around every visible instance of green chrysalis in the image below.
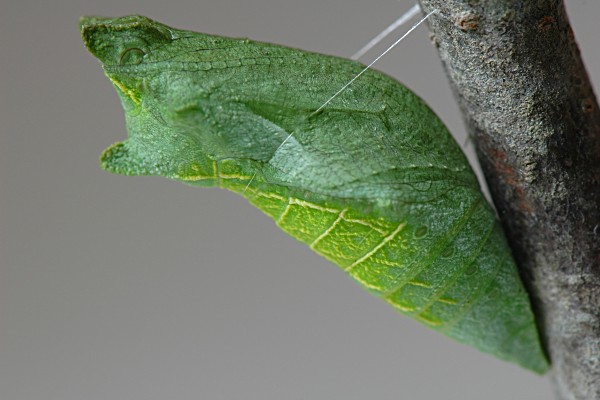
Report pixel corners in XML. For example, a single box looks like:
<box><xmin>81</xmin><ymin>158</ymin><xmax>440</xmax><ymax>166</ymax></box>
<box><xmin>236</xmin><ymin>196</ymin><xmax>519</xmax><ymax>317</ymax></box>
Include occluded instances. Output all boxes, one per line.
<box><xmin>81</xmin><ymin>15</ymin><xmax>549</xmax><ymax>373</ymax></box>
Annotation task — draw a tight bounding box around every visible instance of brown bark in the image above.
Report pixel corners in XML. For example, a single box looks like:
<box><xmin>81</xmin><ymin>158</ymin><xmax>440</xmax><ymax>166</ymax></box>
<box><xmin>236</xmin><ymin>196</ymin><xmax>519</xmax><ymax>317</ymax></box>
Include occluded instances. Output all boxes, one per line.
<box><xmin>416</xmin><ymin>1</ymin><xmax>600</xmax><ymax>398</ymax></box>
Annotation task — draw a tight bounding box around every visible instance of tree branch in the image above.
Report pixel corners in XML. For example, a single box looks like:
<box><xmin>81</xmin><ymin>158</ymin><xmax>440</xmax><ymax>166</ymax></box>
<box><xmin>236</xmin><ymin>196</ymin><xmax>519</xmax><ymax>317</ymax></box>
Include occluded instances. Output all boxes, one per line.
<box><xmin>416</xmin><ymin>1</ymin><xmax>600</xmax><ymax>398</ymax></box>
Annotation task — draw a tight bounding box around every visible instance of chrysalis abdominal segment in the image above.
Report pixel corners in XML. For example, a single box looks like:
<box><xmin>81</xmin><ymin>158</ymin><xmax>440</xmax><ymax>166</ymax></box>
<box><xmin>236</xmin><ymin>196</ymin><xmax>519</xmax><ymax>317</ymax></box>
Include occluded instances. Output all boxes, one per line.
<box><xmin>81</xmin><ymin>15</ymin><xmax>549</xmax><ymax>374</ymax></box>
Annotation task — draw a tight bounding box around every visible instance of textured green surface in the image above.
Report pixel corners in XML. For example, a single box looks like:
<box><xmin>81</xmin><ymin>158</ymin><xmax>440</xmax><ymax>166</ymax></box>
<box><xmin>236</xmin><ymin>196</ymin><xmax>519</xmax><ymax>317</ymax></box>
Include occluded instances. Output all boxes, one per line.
<box><xmin>81</xmin><ymin>15</ymin><xmax>549</xmax><ymax>373</ymax></box>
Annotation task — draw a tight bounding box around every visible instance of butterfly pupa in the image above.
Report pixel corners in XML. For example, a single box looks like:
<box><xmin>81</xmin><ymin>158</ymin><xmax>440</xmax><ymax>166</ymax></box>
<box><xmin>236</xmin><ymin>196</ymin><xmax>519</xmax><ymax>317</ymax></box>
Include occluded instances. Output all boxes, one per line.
<box><xmin>81</xmin><ymin>15</ymin><xmax>549</xmax><ymax>374</ymax></box>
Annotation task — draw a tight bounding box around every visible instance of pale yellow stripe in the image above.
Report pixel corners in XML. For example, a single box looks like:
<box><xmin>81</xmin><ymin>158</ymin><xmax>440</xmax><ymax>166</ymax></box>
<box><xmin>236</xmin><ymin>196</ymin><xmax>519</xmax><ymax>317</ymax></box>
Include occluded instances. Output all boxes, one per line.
<box><xmin>310</xmin><ymin>209</ymin><xmax>347</xmax><ymax>249</ymax></box>
<box><xmin>345</xmin><ymin>222</ymin><xmax>406</xmax><ymax>271</ymax></box>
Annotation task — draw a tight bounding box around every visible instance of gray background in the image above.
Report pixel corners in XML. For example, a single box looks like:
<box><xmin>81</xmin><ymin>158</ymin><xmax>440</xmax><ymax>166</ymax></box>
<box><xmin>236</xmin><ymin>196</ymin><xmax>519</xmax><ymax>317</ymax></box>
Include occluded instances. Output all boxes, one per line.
<box><xmin>2</xmin><ymin>1</ymin><xmax>598</xmax><ymax>399</ymax></box>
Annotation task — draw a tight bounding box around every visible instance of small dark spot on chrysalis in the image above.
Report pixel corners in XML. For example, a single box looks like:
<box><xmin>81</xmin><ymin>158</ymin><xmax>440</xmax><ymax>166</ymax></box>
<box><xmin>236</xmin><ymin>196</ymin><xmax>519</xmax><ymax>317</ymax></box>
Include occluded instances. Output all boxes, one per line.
<box><xmin>454</xmin><ymin>12</ymin><xmax>479</xmax><ymax>31</ymax></box>
<box><xmin>582</xmin><ymin>98</ymin><xmax>594</xmax><ymax>114</ymax></box>
<box><xmin>414</xmin><ymin>226</ymin><xmax>428</xmax><ymax>238</ymax></box>
<box><xmin>466</xmin><ymin>265</ymin><xmax>477</xmax><ymax>276</ymax></box>
<box><xmin>487</xmin><ymin>286</ymin><xmax>500</xmax><ymax>299</ymax></box>
<box><xmin>441</xmin><ymin>246</ymin><xmax>454</xmax><ymax>258</ymax></box>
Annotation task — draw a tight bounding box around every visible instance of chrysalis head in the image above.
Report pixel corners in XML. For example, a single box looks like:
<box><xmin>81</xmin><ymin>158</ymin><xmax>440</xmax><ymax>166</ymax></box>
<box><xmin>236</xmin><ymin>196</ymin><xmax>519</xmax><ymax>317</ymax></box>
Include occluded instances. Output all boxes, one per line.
<box><xmin>81</xmin><ymin>16</ymin><xmax>218</xmax><ymax>180</ymax></box>
<box><xmin>81</xmin><ymin>15</ymin><xmax>291</xmax><ymax>182</ymax></box>
<box><xmin>80</xmin><ymin>15</ymin><xmax>172</xmax><ymax>66</ymax></box>
<box><xmin>80</xmin><ymin>16</ymin><xmax>172</xmax><ymax>108</ymax></box>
